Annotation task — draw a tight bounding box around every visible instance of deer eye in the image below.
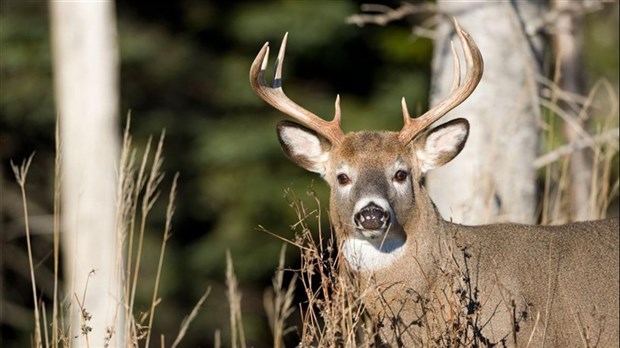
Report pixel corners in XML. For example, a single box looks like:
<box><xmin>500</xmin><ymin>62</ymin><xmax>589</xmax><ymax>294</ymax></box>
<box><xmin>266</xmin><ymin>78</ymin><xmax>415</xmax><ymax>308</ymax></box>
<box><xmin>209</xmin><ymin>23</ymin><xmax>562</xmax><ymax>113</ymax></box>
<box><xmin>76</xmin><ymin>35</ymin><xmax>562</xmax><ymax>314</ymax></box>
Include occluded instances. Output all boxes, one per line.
<box><xmin>394</xmin><ymin>170</ymin><xmax>408</xmax><ymax>183</ymax></box>
<box><xmin>337</xmin><ymin>173</ymin><xmax>351</xmax><ymax>186</ymax></box>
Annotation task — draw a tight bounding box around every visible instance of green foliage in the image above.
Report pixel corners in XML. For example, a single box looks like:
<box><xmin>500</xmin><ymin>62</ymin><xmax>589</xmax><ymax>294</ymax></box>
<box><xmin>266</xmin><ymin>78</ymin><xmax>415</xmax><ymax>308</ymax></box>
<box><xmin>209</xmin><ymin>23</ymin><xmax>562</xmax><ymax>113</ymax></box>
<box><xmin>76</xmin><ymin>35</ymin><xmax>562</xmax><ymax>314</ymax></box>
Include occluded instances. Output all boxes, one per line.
<box><xmin>230</xmin><ymin>1</ymin><xmax>357</xmax><ymax>48</ymax></box>
<box><xmin>0</xmin><ymin>8</ymin><xmax>54</xmax><ymax>132</ymax></box>
<box><xmin>584</xmin><ymin>9</ymin><xmax>619</xmax><ymax>86</ymax></box>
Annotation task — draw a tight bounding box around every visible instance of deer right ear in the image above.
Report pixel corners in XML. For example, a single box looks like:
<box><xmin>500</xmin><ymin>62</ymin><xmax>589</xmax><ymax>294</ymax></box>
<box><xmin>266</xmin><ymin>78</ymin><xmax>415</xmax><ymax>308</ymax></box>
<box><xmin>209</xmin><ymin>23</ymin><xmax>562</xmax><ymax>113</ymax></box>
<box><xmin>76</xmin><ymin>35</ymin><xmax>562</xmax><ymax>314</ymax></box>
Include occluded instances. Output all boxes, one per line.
<box><xmin>277</xmin><ymin>120</ymin><xmax>332</xmax><ymax>175</ymax></box>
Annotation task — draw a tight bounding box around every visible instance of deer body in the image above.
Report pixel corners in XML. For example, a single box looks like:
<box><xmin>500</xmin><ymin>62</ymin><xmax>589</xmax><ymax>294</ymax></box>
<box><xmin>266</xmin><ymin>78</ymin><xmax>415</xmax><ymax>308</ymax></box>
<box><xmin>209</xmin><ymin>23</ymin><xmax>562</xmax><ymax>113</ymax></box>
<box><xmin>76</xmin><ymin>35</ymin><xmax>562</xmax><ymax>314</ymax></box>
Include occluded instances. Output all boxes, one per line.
<box><xmin>285</xmin><ymin>128</ymin><xmax>619</xmax><ymax>346</ymax></box>
<box><xmin>350</xmin><ymin>211</ymin><xmax>619</xmax><ymax>346</ymax></box>
<box><xmin>250</xmin><ymin>21</ymin><xmax>620</xmax><ymax>346</ymax></box>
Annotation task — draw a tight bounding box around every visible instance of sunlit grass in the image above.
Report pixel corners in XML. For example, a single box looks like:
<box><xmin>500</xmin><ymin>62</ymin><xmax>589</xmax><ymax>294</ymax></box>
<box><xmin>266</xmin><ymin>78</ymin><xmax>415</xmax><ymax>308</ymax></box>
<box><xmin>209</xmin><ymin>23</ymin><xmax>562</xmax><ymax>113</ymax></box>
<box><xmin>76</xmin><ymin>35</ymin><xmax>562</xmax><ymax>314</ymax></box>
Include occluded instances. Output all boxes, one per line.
<box><xmin>13</xmin><ymin>118</ymin><xmax>210</xmax><ymax>348</ymax></box>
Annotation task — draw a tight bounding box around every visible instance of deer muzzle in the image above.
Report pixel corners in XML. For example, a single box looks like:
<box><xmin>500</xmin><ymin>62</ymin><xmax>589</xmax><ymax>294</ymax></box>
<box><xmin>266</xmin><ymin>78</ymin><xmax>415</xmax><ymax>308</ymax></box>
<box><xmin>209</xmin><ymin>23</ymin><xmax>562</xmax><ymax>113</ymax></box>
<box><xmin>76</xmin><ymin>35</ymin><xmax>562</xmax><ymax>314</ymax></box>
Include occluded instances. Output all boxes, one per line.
<box><xmin>354</xmin><ymin>202</ymin><xmax>390</xmax><ymax>232</ymax></box>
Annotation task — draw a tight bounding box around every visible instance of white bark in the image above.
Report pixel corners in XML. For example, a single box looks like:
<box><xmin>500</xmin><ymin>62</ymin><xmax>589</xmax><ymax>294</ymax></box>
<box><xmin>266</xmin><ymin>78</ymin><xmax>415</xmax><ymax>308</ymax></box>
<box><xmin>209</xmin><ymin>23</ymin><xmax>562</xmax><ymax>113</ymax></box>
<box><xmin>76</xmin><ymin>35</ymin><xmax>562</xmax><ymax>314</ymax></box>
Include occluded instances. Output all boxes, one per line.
<box><xmin>552</xmin><ymin>0</ymin><xmax>592</xmax><ymax>221</ymax></box>
<box><xmin>50</xmin><ymin>1</ymin><xmax>123</xmax><ymax>346</ymax></box>
<box><xmin>428</xmin><ymin>1</ymin><xmax>544</xmax><ymax>224</ymax></box>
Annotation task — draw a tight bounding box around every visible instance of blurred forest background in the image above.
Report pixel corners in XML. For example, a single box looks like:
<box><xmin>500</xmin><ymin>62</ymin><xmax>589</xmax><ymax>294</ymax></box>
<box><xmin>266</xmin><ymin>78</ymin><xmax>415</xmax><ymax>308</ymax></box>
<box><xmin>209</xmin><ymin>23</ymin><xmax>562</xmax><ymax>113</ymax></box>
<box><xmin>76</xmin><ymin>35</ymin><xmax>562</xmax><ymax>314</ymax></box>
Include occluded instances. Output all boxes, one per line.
<box><xmin>1</xmin><ymin>0</ymin><xmax>618</xmax><ymax>347</ymax></box>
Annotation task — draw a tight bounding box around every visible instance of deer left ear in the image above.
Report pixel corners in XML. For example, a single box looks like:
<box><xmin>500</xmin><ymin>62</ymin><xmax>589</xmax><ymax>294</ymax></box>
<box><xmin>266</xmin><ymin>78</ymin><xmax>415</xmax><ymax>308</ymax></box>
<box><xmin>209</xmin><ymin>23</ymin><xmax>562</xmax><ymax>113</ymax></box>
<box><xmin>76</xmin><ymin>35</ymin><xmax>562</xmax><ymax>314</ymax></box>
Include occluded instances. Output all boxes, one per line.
<box><xmin>414</xmin><ymin>118</ymin><xmax>469</xmax><ymax>173</ymax></box>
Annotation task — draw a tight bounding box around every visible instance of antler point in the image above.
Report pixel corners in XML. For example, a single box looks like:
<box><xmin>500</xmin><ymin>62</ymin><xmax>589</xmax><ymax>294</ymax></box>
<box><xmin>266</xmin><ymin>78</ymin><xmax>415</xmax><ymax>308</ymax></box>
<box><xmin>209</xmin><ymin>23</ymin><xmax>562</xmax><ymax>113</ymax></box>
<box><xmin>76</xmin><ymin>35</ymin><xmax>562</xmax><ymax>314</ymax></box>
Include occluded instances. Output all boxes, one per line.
<box><xmin>453</xmin><ymin>17</ymin><xmax>461</xmax><ymax>30</ymax></box>
<box><xmin>334</xmin><ymin>94</ymin><xmax>342</xmax><ymax>123</ymax></box>
<box><xmin>401</xmin><ymin>98</ymin><xmax>411</xmax><ymax>123</ymax></box>
<box><xmin>260</xmin><ymin>45</ymin><xmax>270</xmax><ymax>71</ymax></box>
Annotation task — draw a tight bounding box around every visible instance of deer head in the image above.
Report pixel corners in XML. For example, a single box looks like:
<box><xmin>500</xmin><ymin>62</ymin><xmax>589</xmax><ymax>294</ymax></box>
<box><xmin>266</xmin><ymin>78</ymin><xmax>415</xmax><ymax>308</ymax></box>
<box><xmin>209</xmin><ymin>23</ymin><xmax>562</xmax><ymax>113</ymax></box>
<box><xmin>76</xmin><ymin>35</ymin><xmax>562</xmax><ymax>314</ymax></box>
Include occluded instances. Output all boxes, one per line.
<box><xmin>250</xmin><ymin>19</ymin><xmax>482</xmax><ymax>269</ymax></box>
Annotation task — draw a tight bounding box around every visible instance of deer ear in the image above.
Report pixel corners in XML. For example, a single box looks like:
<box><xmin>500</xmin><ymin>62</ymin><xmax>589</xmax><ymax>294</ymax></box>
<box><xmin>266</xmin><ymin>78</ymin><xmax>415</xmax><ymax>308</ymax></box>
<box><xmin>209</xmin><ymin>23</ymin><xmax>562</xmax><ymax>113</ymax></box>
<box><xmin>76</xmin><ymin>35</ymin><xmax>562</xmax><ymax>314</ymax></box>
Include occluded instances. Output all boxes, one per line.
<box><xmin>415</xmin><ymin>118</ymin><xmax>469</xmax><ymax>173</ymax></box>
<box><xmin>277</xmin><ymin>120</ymin><xmax>332</xmax><ymax>175</ymax></box>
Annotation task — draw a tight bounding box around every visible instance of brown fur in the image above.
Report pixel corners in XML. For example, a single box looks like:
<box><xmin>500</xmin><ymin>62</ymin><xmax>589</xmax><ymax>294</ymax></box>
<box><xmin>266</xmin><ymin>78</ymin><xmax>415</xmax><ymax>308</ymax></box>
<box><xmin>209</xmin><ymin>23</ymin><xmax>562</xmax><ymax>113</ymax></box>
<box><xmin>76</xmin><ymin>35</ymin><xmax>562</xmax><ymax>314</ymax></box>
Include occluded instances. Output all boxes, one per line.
<box><xmin>277</xmin><ymin>123</ymin><xmax>619</xmax><ymax>347</ymax></box>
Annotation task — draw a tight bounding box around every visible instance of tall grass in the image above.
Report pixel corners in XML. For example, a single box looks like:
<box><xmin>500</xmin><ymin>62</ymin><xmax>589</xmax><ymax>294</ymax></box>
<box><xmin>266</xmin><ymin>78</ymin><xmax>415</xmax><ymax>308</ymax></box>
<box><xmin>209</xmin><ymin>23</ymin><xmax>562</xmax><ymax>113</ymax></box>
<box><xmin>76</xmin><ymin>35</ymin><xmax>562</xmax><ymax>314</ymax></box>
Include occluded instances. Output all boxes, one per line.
<box><xmin>538</xmin><ymin>76</ymin><xmax>619</xmax><ymax>224</ymax></box>
<box><xmin>11</xmin><ymin>154</ymin><xmax>40</xmax><ymax>348</ymax></box>
<box><xmin>259</xmin><ymin>189</ymin><xmax>377</xmax><ymax>347</ymax></box>
<box><xmin>226</xmin><ymin>250</ymin><xmax>247</xmax><ymax>348</ymax></box>
<box><xmin>263</xmin><ymin>245</ymin><xmax>296</xmax><ymax>348</ymax></box>
<box><xmin>13</xmin><ymin>117</ymin><xmax>209</xmax><ymax>348</ymax></box>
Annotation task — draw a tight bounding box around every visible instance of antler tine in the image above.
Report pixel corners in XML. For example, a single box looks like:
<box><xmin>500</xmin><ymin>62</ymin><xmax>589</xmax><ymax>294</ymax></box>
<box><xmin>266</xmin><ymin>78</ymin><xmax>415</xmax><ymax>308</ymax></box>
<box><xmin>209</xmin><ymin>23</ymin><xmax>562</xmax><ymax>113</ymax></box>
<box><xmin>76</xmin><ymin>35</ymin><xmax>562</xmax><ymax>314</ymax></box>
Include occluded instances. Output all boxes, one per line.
<box><xmin>399</xmin><ymin>18</ymin><xmax>483</xmax><ymax>145</ymax></box>
<box><xmin>449</xmin><ymin>40</ymin><xmax>461</xmax><ymax>93</ymax></box>
<box><xmin>249</xmin><ymin>33</ymin><xmax>345</xmax><ymax>146</ymax></box>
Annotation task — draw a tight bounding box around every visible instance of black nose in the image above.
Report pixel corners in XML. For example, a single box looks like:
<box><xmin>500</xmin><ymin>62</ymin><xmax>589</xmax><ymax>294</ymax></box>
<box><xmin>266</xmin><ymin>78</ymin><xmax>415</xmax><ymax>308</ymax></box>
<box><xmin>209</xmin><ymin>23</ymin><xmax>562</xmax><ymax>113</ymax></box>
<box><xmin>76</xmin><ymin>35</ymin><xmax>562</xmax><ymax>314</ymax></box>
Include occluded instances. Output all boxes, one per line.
<box><xmin>354</xmin><ymin>203</ymin><xmax>390</xmax><ymax>230</ymax></box>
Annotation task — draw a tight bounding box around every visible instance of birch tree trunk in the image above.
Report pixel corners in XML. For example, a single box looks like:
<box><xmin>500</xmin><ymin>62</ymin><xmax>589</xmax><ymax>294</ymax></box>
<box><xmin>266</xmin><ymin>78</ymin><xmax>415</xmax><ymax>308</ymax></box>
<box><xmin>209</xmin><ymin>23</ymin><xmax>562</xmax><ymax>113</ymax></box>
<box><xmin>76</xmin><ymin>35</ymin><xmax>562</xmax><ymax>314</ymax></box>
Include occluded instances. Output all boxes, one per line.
<box><xmin>552</xmin><ymin>0</ymin><xmax>592</xmax><ymax>221</ymax></box>
<box><xmin>50</xmin><ymin>1</ymin><xmax>123</xmax><ymax>346</ymax></box>
<box><xmin>427</xmin><ymin>1</ymin><xmax>545</xmax><ymax>224</ymax></box>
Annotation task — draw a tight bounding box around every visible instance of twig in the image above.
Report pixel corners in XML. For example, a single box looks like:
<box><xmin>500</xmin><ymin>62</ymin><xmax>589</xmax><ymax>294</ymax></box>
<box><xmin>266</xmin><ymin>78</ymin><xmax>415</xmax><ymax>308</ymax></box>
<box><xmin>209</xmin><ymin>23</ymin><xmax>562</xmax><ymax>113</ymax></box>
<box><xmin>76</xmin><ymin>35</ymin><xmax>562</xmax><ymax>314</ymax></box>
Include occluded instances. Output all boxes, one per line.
<box><xmin>534</xmin><ymin>128</ymin><xmax>619</xmax><ymax>169</ymax></box>
<box><xmin>226</xmin><ymin>251</ymin><xmax>247</xmax><ymax>348</ymax></box>
<box><xmin>125</xmin><ymin>132</ymin><xmax>152</xmax><ymax>339</ymax></box>
<box><xmin>42</xmin><ymin>301</ymin><xmax>49</xmax><ymax>348</ymax></box>
<box><xmin>170</xmin><ymin>287</ymin><xmax>212</xmax><ymax>348</ymax></box>
<box><xmin>145</xmin><ymin>172</ymin><xmax>179</xmax><ymax>348</ymax></box>
<box><xmin>128</xmin><ymin>130</ymin><xmax>166</xmax><ymax>340</ymax></box>
<box><xmin>52</xmin><ymin>120</ymin><xmax>62</xmax><ymax>348</ymax></box>
<box><xmin>11</xmin><ymin>154</ymin><xmax>42</xmax><ymax>348</ymax></box>
<box><xmin>526</xmin><ymin>0</ymin><xmax>608</xmax><ymax>36</ymax></box>
<box><xmin>540</xmin><ymin>98</ymin><xmax>592</xmax><ymax>140</ymax></box>
<box><xmin>265</xmin><ymin>245</ymin><xmax>297</xmax><ymax>348</ymax></box>
<box><xmin>72</xmin><ymin>293</ymin><xmax>92</xmax><ymax>347</ymax></box>
<box><xmin>346</xmin><ymin>2</ymin><xmax>436</xmax><ymax>27</ymax></box>
<box><xmin>537</xmin><ymin>75</ymin><xmax>598</xmax><ymax>109</ymax></box>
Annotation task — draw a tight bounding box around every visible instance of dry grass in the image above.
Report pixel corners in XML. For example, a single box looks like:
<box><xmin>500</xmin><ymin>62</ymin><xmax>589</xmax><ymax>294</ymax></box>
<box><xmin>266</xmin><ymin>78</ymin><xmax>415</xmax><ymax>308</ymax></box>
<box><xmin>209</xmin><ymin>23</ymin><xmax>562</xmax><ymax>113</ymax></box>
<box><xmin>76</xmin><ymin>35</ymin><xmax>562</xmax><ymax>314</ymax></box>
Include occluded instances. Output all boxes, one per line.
<box><xmin>259</xmin><ymin>188</ymin><xmax>377</xmax><ymax>347</ymax></box>
<box><xmin>169</xmin><ymin>287</ymin><xmax>212</xmax><ymax>348</ymax></box>
<box><xmin>539</xmin><ymin>76</ymin><xmax>619</xmax><ymax>224</ymax></box>
<box><xmin>11</xmin><ymin>154</ymin><xmax>41</xmax><ymax>348</ymax></box>
<box><xmin>263</xmin><ymin>245</ymin><xmax>296</xmax><ymax>348</ymax></box>
<box><xmin>266</xmin><ymin>189</ymin><xmax>525</xmax><ymax>347</ymax></box>
<box><xmin>226</xmin><ymin>250</ymin><xmax>247</xmax><ymax>348</ymax></box>
<box><xmin>14</xmin><ymin>117</ymin><xmax>209</xmax><ymax>348</ymax></box>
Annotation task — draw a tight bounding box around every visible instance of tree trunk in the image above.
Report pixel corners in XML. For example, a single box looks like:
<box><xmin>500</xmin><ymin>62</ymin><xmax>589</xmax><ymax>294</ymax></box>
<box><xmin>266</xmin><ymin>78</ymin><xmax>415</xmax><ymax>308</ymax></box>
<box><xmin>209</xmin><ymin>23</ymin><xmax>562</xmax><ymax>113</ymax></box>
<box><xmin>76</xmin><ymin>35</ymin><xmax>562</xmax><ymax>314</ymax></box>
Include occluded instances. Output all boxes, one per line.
<box><xmin>427</xmin><ymin>1</ymin><xmax>545</xmax><ymax>224</ymax></box>
<box><xmin>49</xmin><ymin>1</ymin><xmax>123</xmax><ymax>346</ymax></box>
<box><xmin>552</xmin><ymin>0</ymin><xmax>592</xmax><ymax>221</ymax></box>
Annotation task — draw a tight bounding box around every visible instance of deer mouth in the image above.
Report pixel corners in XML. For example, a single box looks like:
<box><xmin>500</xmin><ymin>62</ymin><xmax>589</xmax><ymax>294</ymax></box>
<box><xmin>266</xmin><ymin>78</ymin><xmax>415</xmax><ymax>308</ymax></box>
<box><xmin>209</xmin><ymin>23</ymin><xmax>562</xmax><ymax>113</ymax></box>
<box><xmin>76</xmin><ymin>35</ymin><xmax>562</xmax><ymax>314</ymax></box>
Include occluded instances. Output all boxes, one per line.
<box><xmin>354</xmin><ymin>202</ymin><xmax>391</xmax><ymax>238</ymax></box>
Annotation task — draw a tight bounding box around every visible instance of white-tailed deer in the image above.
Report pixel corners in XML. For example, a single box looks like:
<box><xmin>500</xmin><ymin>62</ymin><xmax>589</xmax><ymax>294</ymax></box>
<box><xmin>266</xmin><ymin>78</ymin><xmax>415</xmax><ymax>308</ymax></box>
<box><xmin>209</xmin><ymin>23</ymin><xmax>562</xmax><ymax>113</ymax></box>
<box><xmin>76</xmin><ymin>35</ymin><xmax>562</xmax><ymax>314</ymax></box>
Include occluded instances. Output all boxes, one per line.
<box><xmin>250</xmin><ymin>20</ymin><xmax>619</xmax><ymax>347</ymax></box>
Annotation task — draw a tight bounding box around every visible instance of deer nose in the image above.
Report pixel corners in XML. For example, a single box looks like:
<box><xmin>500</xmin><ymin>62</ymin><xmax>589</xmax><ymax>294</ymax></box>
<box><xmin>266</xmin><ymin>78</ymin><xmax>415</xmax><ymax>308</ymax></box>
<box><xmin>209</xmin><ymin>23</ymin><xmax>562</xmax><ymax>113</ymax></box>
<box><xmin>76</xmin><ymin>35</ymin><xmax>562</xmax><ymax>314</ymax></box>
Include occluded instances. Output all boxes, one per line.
<box><xmin>354</xmin><ymin>203</ymin><xmax>390</xmax><ymax>231</ymax></box>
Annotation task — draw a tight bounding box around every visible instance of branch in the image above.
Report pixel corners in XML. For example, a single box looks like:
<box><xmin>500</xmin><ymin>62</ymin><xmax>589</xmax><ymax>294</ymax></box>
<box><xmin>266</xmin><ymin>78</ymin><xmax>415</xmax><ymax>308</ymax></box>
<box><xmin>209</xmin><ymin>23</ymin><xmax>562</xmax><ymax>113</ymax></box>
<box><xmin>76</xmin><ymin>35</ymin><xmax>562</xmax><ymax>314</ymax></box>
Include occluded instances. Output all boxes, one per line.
<box><xmin>534</xmin><ymin>128</ymin><xmax>619</xmax><ymax>169</ymax></box>
<box><xmin>345</xmin><ymin>2</ymin><xmax>436</xmax><ymax>27</ymax></box>
<box><xmin>526</xmin><ymin>0</ymin><xmax>608</xmax><ymax>36</ymax></box>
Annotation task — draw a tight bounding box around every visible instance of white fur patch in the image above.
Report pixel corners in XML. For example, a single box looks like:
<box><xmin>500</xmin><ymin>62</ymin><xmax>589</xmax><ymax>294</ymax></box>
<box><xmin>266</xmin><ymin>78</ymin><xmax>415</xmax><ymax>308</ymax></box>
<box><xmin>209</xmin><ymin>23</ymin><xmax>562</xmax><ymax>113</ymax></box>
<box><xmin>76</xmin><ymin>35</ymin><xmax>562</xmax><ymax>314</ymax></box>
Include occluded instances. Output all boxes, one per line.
<box><xmin>390</xmin><ymin>160</ymin><xmax>411</xmax><ymax>195</ymax></box>
<box><xmin>416</xmin><ymin>149</ymin><xmax>436</xmax><ymax>173</ymax></box>
<box><xmin>353</xmin><ymin>196</ymin><xmax>390</xmax><ymax>214</ymax></box>
<box><xmin>280</xmin><ymin>126</ymin><xmax>329</xmax><ymax>174</ymax></box>
<box><xmin>335</xmin><ymin>164</ymin><xmax>353</xmax><ymax>193</ymax></box>
<box><xmin>342</xmin><ymin>236</ymin><xmax>405</xmax><ymax>271</ymax></box>
<box><xmin>280</xmin><ymin>126</ymin><xmax>323</xmax><ymax>157</ymax></box>
<box><xmin>417</xmin><ymin>123</ymin><xmax>467</xmax><ymax>173</ymax></box>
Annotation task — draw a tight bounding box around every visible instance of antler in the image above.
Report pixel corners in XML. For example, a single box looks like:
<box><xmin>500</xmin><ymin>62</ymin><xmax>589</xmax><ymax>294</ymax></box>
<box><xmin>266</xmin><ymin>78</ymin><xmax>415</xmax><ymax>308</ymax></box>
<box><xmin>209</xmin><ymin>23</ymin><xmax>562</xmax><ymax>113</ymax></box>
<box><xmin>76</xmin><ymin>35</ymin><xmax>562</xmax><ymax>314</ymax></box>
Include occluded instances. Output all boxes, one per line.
<box><xmin>398</xmin><ymin>19</ymin><xmax>483</xmax><ymax>145</ymax></box>
<box><xmin>250</xmin><ymin>33</ymin><xmax>345</xmax><ymax>146</ymax></box>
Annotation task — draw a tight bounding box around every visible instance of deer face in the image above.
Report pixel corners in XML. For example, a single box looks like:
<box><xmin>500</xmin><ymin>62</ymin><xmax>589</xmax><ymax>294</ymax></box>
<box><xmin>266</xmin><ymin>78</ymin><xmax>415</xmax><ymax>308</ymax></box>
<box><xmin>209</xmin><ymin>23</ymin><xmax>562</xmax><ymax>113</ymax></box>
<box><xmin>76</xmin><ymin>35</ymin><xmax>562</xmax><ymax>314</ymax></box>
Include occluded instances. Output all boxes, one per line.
<box><xmin>277</xmin><ymin>119</ymin><xmax>469</xmax><ymax>259</ymax></box>
<box><xmin>251</xmin><ymin>20</ymin><xmax>481</xmax><ymax>269</ymax></box>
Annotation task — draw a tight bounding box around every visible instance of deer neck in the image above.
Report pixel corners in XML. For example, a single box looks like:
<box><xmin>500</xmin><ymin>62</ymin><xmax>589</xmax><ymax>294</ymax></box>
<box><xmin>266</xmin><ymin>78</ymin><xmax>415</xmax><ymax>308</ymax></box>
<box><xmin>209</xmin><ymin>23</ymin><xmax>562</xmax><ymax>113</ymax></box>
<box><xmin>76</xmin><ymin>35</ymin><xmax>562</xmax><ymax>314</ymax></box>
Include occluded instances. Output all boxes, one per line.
<box><xmin>335</xmin><ymin>189</ymin><xmax>447</xmax><ymax>273</ymax></box>
<box><xmin>339</xmin><ymin>226</ymin><xmax>407</xmax><ymax>272</ymax></box>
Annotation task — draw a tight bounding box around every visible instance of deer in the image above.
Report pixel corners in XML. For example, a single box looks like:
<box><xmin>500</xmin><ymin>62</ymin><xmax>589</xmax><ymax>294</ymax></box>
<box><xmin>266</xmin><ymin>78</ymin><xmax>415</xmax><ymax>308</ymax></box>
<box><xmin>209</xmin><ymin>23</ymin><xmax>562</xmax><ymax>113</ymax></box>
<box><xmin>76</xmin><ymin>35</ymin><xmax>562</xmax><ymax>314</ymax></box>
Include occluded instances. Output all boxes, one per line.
<box><xmin>250</xmin><ymin>19</ymin><xmax>619</xmax><ymax>347</ymax></box>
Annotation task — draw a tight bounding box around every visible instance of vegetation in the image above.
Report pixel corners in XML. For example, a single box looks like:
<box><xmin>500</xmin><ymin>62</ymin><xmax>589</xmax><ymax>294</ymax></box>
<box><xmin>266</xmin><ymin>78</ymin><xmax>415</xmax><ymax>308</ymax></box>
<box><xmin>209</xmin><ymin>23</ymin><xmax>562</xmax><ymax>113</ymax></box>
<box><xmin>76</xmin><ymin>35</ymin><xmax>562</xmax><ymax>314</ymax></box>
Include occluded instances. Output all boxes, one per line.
<box><xmin>1</xmin><ymin>1</ymin><xmax>618</xmax><ymax>347</ymax></box>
